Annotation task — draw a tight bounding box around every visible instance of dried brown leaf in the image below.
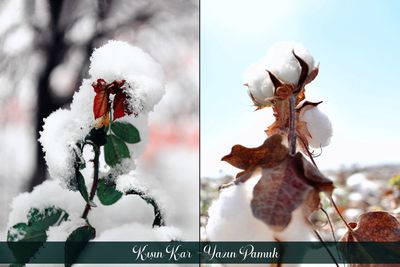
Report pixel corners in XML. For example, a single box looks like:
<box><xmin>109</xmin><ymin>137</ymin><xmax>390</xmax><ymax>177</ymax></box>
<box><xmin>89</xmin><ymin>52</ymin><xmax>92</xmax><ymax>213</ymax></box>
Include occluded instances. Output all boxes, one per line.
<box><xmin>221</xmin><ymin>134</ymin><xmax>288</xmax><ymax>183</ymax></box>
<box><xmin>340</xmin><ymin>211</ymin><xmax>400</xmax><ymax>267</ymax></box>
<box><xmin>250</xmin><ymin>152</ymin><xmax>333</xmax><ymax>231</ymax></box>
<box><xmin>341</xmin><ymin>211</ymin><xmax>400</xmax><ymax>242</ymax></box>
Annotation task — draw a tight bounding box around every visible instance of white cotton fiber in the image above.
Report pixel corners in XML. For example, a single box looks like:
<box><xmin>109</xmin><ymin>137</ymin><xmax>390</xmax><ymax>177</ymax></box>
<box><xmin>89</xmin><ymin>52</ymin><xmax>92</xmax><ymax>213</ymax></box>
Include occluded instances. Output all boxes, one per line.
<box><xmin>244</xmin><ymin>42</ymin><xmax>315</xmax><ymax>105</ymax></box>
<box><xmin>206</xmin><ymin>183</ymin><xmax>275</xmax><ymax>241</ymax></box>
<box><xmin>265</xmin><ymin>42</ymin><xmax>315</xmax><ymax>84</ymax></box>
<box><xmin>243</xmin><ymin>61</ymin><xmax>274</xmax><ymax>105</ymax></box>
<box><xmin>300</xmin><ymin>106</ymin><xmax>333</xmax><ymax>148</ymax></box>
<box><xmin>89</xmin><ymin>40</ymin><xmax>165</xmax><ymax>112</ymax></box>
<box><xmin>206</xmin><ymin>175</ymin><xmax>314</xmax><ymax>242</ymax></box>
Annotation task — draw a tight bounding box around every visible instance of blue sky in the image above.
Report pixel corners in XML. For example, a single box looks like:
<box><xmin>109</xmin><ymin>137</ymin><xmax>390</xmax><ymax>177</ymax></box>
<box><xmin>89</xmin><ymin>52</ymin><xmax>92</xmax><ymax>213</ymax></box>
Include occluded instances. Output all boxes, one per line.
<box><xmin>201</xmin><ymin>0</ymin><xmax>400</xmax><ymax>177</ymax></box>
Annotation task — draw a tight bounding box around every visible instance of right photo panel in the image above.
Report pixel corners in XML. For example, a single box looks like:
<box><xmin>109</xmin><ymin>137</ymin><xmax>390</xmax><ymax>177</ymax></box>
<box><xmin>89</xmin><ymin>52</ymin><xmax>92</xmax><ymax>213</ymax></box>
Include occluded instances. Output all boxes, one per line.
<box><xmin>201</xmin><ymin>0</ymin><xmax>400</xmax><ymax>265</ymax></box>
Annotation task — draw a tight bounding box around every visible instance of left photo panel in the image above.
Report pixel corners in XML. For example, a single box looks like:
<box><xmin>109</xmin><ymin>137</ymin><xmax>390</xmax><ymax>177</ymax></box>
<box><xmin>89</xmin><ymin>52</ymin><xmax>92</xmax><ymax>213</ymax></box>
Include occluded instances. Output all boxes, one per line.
<box><xmin>0</xmin><ymin>0</ymin><xmax>199</xmax><ymax>262</ymax></box>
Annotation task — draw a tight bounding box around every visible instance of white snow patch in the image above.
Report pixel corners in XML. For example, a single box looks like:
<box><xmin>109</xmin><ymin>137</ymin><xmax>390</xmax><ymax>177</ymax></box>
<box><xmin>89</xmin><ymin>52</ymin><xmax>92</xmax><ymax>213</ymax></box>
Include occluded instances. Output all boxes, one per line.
<box><xmin>89</xmin><ymin>40</ymin><xmax>165</xmax><ymax>112</ymax></box>
<box><xmin>46</xmin><ymin>218</ymin><xmax>87</xmax><ymax>241</ymax></box>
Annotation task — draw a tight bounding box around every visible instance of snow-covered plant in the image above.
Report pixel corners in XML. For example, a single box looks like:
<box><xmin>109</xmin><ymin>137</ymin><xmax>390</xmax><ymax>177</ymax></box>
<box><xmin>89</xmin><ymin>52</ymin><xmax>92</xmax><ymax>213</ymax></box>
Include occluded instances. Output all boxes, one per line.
<box><xmin>5</xmin><ymin>40</ymin><xmax>176</xmax><ymax>265</ymax></box>
<box><xmin>206</xmin><ymin>42</ymin><xmax>400</xmax><ymax>254</ymax></box>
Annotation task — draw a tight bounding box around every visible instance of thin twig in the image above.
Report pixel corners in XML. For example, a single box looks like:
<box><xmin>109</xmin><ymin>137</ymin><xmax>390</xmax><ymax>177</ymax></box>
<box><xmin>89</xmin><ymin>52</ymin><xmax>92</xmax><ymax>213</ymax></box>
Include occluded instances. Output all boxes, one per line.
<box><xmin>81</xmin><ymin>144</ymin><xmax>100</xmax><ymax>219</ymax></box>
<box><xmin>300</xmin><ymin>137</ymin><xmax>318</xmax><ymax>168</ymax></box>
<box><xmin>288</xmin><ymin>95</ymin><xmax>297</xmax><ymax>156</ymax></box>
<box><xmin>313</xmin><ymin>229</ymin><xmax>340</xmax><ymax>267</ymax></box>
<box><xmin>320</xmin><ymin>207</ymin><xmax>337</xmax><ymax>242</ymax></box>
<box><xmin>328</xmin><ymin>195</ymin><xmax>353</xmax><ymax>232</ymax></box>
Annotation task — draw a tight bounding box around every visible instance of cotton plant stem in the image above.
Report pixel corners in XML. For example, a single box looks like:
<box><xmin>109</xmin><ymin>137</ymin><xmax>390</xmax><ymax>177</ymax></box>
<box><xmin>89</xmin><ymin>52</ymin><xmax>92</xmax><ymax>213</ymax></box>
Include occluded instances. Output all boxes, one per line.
<box><xmin>313</xmin><ymin>229</ymin><xmax>340</xmax><ymax>267</ymax></box>
<box><xmin>82</xmin><ymin>145</ymin><xmax>100</xmax><ymax>219</ymax></box>
<box><xmin>328</xmin><ymin>194</ymin><xmax>353</xmax><ymax>232</ymax></box>
<box><xmin>288</xmin><ymin>94</ymin><xmax>297</xmax><ymax>156</ymax></box>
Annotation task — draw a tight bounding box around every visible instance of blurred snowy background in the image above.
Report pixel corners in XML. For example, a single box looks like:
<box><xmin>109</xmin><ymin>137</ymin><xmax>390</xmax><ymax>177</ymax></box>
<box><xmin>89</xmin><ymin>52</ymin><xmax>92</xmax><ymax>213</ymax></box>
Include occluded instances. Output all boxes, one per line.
<box><xmin>0</xmin><ymin>0</ymin><xmax>199</xmax><ymax>236</ymax></box>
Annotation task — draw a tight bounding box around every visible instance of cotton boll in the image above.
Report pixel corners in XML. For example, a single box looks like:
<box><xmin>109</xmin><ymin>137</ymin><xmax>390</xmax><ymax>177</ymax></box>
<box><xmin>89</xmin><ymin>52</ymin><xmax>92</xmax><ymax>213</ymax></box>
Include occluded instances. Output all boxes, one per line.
<box><xmin>207</xmin><ymin>175</ymin><xmax>315</xmax><ymax>242</ymax></box>
<box><xmin>243</xmin><ymin>61</ymin><xmax>274</xmax><ymax>105</ymax></box>
<box><xmin>265</xmin><ymin>42</ymin><xmax>315</xmax><ymax>84</ymax></box>
<box><xmin>206</xmin><ymin>177</ymin><xmax>313</xmax><ymax>267</ymax></box>
<box><xmin>244</xmin><ymin>42</ymin><xmax>315</xmax><ymax>106</ymax></box>
<box><xmin>300</xmin><ymin>106</ymin><xmax>333</xmax><ymax>148</ymax></box>
<box><xmin>346</xmin><ymin>173</ymin><xmax>382</xmax><ymax>198</ymax></box>
<box><xmin>274</xmin><ymin>208</ymin><xmax>315</xmax><ymax>241</ymax></box>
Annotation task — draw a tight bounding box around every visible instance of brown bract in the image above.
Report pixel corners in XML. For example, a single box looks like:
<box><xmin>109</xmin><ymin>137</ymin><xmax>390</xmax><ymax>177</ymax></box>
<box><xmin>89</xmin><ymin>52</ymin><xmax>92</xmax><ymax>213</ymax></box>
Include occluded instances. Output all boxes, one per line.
<box><xmin>221</xmin><ymin>134</ymin><xmax>333</xmax><ymax>231</ymax></box>
<box><xmin>248</xmin><ymin>52</ymin><xmax>320</xmax><ymax>154</ymax></box>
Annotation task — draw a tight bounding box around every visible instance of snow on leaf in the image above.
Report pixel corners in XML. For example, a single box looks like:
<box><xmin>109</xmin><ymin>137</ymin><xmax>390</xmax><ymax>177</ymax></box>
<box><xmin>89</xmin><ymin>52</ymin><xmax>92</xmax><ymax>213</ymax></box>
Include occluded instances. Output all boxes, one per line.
<box><xmin>96</xmin><ymin>179</ymin><xmax>123</xmax><ymax>206</ymax></box>
<box><xmin>221</xmin><ymin>134</ymin><xmax>288</xmax><ymax>184</ymax></box>
<box><xmin>250</xmin><ymin>152</ymin><xmax>333</xmax><ymax>231</ymax></box>
<box><xmin>76</xmin><ymin>170</ymin><xmax>89</xmax><ymax>202</ymax></box>
<box><xmin>7</xmin><ymin>207</ymin><xmax>69</xmax><ymax>265</ymax></box>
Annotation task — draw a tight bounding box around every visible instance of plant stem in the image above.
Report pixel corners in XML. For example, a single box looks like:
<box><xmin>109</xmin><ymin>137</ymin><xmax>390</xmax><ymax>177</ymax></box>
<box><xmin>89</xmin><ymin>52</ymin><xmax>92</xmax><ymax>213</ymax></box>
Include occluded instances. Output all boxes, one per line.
<box><xmin>328</xmin><ymin>195</ymin><xmax>353</xmax><ymax>232</ymax></box>
<box><xmin>82</xmin><ymin>145</ymin><xmax>100</xmax><ymax>219</ymax></box>
<box><xmin>313</xmin><ymin>229</ymin><xmax>339</xmax><ymax>267</ymax></box>
<box><xmin>125</xmin><ymin>188</ymin><xmax>165</xmax><ymax>227</ymax></box>
<box><xmin>288</xmin><ymin>94</ymin><xmax>297</xmax><ymax>156</ymax></box>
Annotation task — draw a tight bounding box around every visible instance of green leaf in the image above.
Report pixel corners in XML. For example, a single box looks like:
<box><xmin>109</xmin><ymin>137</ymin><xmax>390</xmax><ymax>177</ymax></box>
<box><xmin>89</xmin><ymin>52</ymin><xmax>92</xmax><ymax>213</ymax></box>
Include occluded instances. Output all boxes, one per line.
<box><xmin>7</xmin><ymin>207</ymin><xmax>69</xmax><ymax>265</ymax></box>
<box><xmin>7</xmin><ymin>223</ymin><xmax>46</xmax><ymax>243</ymax></box>
<box><xmin>76</xmin><ymin>171</ymin><xmax>89</xmax><ymax>202</ymax></box>
<box><xmin>389</xmin><ymin>175</ymin><xmax>400</xmax><ymax>187</ymax></box>
<box><xmin>65</xmin><ymin>225</ymin><xmax>96</xmax><ymax>267</ymax></box>
<box><xmin>7</xmin><ymin>223</ymin><xmax>44</xmax><ymax>266</ymax></box>
<box><xmin>111</xmin><ymin>121</ymin><xmax>141</xmax><ymax>144</ymax></box>
<box><xmin>85</xmin><ymin>127</ymin><xmax>107</xmax><ymax>146</ymax></box>
<box><xmin>96</xmin><ymin>179</ymin><xmax>123</xmax><ymax>205</ymax></box>
<box><xmin>104</xmin><ymin>134</ymin><xmax>130</xmax><ymax>166</ymax></box>
<box><xmin>27</xmin><ymin>207</ymin><xmax>69</xmax><ymax>232</ymax></box>
<box><xmin>74</xmin><ymin>148</ymin><xmax>86</xmax><ymax>170</ymax></box>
